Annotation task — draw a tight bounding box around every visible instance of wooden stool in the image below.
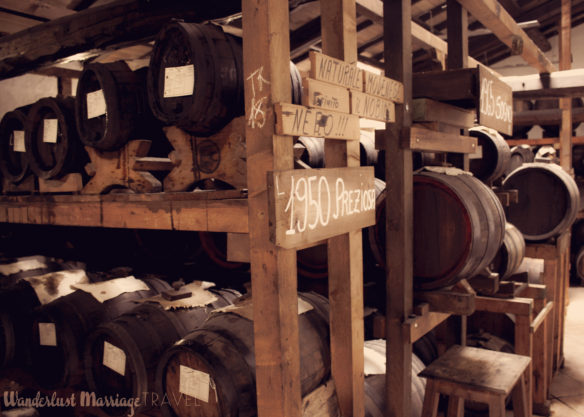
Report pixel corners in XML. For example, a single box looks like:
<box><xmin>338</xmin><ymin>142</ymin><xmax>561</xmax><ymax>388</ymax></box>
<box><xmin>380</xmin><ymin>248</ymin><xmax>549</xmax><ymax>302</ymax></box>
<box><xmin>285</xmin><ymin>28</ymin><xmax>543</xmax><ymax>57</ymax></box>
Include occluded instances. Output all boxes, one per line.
<box><xmin>419</xmin><ymin>345</ymin><xmax>531</xmax><ymax>417</ymax></box>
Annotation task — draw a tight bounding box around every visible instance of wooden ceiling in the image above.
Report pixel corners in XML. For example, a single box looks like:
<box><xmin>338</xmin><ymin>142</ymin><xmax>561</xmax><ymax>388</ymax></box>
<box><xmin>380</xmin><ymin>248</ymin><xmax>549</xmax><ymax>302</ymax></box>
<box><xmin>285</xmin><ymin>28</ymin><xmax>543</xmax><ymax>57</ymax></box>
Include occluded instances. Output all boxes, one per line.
<box><xmin>0</xmin><ymin>0</ymin><xmax>581</xmax><ymax>78</ymax></box>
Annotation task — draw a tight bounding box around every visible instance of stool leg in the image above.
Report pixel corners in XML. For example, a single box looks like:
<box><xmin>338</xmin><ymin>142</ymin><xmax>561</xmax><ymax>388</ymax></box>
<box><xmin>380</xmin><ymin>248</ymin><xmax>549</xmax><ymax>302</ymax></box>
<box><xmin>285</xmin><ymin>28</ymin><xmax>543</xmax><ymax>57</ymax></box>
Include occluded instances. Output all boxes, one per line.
<box><xmin>512</xmin><ymin>374</ymin><xmax>529</xmax><ymax>417</ymax></box>
<box><xmin>421</xmin><ymin>379</ymin><xmax>440</xmax><ymax>417</ymax></box>
<box><xmin>488</xmin><ymin>396</ymin><xmax>507</xmax><ymax>417</ymax></box>
<box><xmin>446</xmin><ymin>395</ymin><xmax>464</xmax><ymax>417</ymax></box>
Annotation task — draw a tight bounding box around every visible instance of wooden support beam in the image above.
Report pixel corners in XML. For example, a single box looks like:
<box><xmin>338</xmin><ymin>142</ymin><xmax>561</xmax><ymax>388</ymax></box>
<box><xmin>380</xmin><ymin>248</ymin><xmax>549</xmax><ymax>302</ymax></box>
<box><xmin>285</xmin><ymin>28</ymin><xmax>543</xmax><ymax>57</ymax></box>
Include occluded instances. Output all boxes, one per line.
<box><xmin>559</xmin><ymin>0</ymin><xmax>572</xmax><ymax>171</ymax></box>
<box><xmin>455</xmin><ymin>0</ymin><xmax>556</xmax><ymax>73</ymax></box>
<box><xmin>513</xmin><ymin>106</ymin><xmax>584</xmax><ymax>126</ymax></box>
<box><xmin>0</xmin><ymin>0</ymin><xmax>242</xmax><ymax>80</ymax></box>
<box><xmin>242</xmin><ymin>1</ymin><xmax>301</xmax><ymax>417</ymax></box>
<box><xmin>505</xmin><ymin>69</ymin><xmax>584</xmax><ymax>99</ymax></box>
<box><xmin>320</xmin><ymin>1</ymin><xmax>365</xmax><ymax>416</ymax></box>
<box><xmin>384</xmin><ymin>0</ymin><xmax>413</xmax><ymax>416</ymax></box>
<box><xmin>446</xmin><ymin>0</ymin><xmax>468</xmax><ymax>70</ymax></box>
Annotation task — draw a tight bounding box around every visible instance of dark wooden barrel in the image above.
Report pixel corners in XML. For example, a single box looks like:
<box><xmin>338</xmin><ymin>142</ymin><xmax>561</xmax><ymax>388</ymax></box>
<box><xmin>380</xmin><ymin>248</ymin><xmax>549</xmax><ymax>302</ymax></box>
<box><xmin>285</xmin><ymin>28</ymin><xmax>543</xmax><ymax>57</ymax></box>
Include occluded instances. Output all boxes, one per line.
<box><xmin>534</xmin><ymin>98</ymin><xmax>583</xmax><ymax>137</ymax></box>
<box><xmin>575</xmin><ymin>247</ymin><xmax>584</xmax><ymax>282</ymax></box>
<box><xmin>512</xmin><ymin>99</ymin><xmax>533</xmax><ymax>138</ymax></box>
<box><xmin>30</xmin><ymin>277</ymin><xmax>170</xmax><ymax>388</ymax></box>
<box><xmin>75</xmin><ymin>61</ymin><xmax>152</xmax><ymax>151</ymax></box>
<box><xmin>505</xmin><ymin>145</ymin><xmax>534</xmax><ymax>176</ymax></box>
<box><xmin>360</xmin><ymin>130</ymin><xmax>379</xmax><ymax>167</ymax></box>
<box><xmin>363</xmin><ymin>340</ymin><xmax>426</xmax><ymax>417</ymax></box>
<box><xmin>25</xmin><ymin>96</ymin><xmax>86</xmax><ymax>179</ymax></box>
<box><xmin>0</xmin><ymin>106</ymin><xmax>30</xmax><ymax>184</ymax></box>
<box><xmin>290</xmin><ymin>61</ymin><xmax>303</xmax><ymax>105</ymax></box>
<box><xmin>369</xmin><ymin>169</ymin><xmax>506</xmax><ymax>289</ymax></box>
<box><xmin>297</xmin><ymin>132</ymin><xmax>379</xmax><ymax>169</ymax></box>
<box><xmin>155</xmin><ymin>292</ymin><xmax>330</xmax><ymax>417</ymax></box>
<box><xmin>147</xmin><ymin>22</ymin><xmax>244</xmax><ymax>136</ymax></box>
<box><xmin>490</xmin><ymin>223</ymin><xmax>525</xmax><ymax>281</ymax></box>
<box><xmin>84</xmin><ymin>288</ymin><xmax>240</xmax><ymax>415</ymax></box>
<box><xmin>468</xmin><ymin>126</ymin><xmax>511</xmax><ymax>183</ymax></box>
<box><xmin>502</xmin><ymin>162</ymin><xmax>579</xmax><ymax>241</ymax></box>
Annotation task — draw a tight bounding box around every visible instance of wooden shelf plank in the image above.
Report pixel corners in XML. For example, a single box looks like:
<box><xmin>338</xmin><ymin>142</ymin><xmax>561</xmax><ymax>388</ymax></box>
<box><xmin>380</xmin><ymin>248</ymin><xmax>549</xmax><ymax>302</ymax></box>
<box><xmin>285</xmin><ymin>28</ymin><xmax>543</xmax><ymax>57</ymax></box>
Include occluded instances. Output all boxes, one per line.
<box><xmin>503</xmin><ymin>69</ymin><xmax>584</xmax><ymax>99</ymax></box>
<box><xmin>0</xmin><ymin>191</ymin><xmax>248</xmax><ymax>233</ymax></box>
<box><xmin>505</xmin><ymin>136</ymin><xmax>584</xmax><ymax>146</ymax></box>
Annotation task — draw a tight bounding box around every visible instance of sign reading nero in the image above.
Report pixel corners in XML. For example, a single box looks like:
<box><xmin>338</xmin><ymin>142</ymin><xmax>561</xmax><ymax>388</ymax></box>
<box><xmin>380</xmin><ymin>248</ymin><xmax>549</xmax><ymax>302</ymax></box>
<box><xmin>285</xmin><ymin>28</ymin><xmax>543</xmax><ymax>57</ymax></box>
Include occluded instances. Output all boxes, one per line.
<box><xmin>268</xmin><ymin>167</ymin><xmax>376</xmax><ymax>249</ymax></box>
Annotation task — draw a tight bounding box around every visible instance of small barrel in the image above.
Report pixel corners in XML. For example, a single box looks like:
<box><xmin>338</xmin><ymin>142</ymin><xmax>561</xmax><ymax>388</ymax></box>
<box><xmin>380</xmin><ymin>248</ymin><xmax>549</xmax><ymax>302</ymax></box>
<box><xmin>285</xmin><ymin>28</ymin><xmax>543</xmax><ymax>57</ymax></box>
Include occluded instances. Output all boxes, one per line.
<box><xmin>30</xmin><ymin>277</ymin><xmax>171</xmax><ymax>388</ymax></box>
<box><xmin>363</xmin><ymin>340</ymin><xmax>426</xmax><ymax>417</ymax></box>
<box><xmin>502</xmin><ymin>162</ymin><xmax>579</xmax><ymax>241</ymax></box>
<box><xmin>369</xmin><ymin>168</ymin><xmax>506</xmax><ymax>289</ymax></box>
<box><xmin>0</xmin><ymin>106</ymin><xmax>30</xmax><ymax>184</ymax></box>
<box><xmin>490</xmin><ymin>223</ymin><xmax>525</xmax><ymax>280</ymax></box>
<box><xmin>155</xmin><ymin>292</ymin><xmax>330</xmax><ymax>417</ymax></box>
<box><xmin>468</xmin><ymin>126</ymin><xmax>511</xmax><ymax>183</ymax></box>
<box><xmin>505</xmin><ymin>145</ymin><xmax>534</xmax><ymax>176</ymax></box>
<box><xmin>147</xmin><ymin>22</ymin><xmax>244</xmax><ymax>136</ymax></box>
<box><xmin>297</xmin><ymin>136</ymin><xmax>325</xmax><ymax>168</ymax></box>
<box><xmin>75</xmin><ymin>61</ymin><xmax>152</xmax><ymax>151</ymax></box>
<box><xmin>84</xmin><ymin>288</ymin><xmax>240</xmax><ymax>415</ymax></box>
<box><xmin>512</xmin><ymin>99</ymin><xmax>533</xmax><ymax>138</ymax></box>
<box><xmin>25</xmin><ymin>97</ymin><xmax>85</xmax><ymax>179</ymax></box>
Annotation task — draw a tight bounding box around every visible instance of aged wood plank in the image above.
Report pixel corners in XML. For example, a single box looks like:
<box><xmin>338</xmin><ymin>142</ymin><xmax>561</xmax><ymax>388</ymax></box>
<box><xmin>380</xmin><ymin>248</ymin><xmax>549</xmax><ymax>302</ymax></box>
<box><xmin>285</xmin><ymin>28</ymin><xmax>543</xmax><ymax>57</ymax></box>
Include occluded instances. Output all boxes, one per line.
<box><xmin>362</xmin><ymin>70</ymin><xmax>404</xmax><ymax>103</ymax></box>
<box><xmin>320</xmin><ymin>1</ymin><xmax>366</xmax><ymax>417</ymax></box>
<box><xmin>400</xmin><ymin>126</ymin><xmax>478</xmax><ymax>154</ymax></box>
<box><xmin>415</xmin><ymin>289</ymin><xmax>476</xmax><ymax>316</ymax></box>
<box><xmin>446</xmin><ymin>0</ymin><xmax>468</xmax><ymax>70</ymax></box>
<box><xmin>275</xmin><ymin>103</ymin><xmax>360</xmax><ymax>140</ymax></box>
<box><xmin>0</xmin><ymin>0</ymin><xmax>243</xmax><ymax>80</ymax></box>
<box><xmin>309</xmin><ymin>51</ymin><xmax>363</xmax><ymax>91</ymax></box>
<box><xmin>412</xmin><ymin>98</ymin><xmax>475</xmax><ymax>127</ymax></box>
<box><xmin>456</xmin><ymin>0</ymin><xmax>556</xmax><ymax>73</ymax></box>
<box><xmin>513</xmin><ymin>107</ymin><xmax>584</xmax><ymax>126</ymax></box>
<box><xmin>350</xmin><ymin>91</ymin><xmax>396</xmax><ymax>122</ymax></box>
<box><xmin>242</xmin><ymin>1</ymin><xmax>301</xmax><ymax>417</ymax></box>
<box><xmin>475</xmin><ymin>296</ymin><xmax>533</xmax><ymax>316</ymax></box>
<box><xmin>559</xmin><ymin>0</ymin><xmax>572</xmax><ymax>172</ymax></box>
<box><xmin>503</xmin><ymin>69</ymin><xmax>584</xmax><ymax>99</ymax></box>
<box><xmin>302</xmin><ymin>77</ymin><xmax>351</xmax><ymax>113</ymax></box>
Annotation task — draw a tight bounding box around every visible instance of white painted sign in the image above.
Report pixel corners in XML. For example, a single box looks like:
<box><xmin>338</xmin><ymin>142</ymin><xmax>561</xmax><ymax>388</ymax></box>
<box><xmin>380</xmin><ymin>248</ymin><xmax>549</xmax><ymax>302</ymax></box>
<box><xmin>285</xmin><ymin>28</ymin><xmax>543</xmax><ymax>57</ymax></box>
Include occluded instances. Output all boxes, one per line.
<box><xmin>478</xmin><ymin>66</ymin><xmax>513</xmax><ymax>135</ymax></box>
<box><xmin>179</xmin><ymin>365</ymin><xmax>210</xmax><ymax>402</ymax></box>
<box><xmin>43</xmin><ymin>119</ymin><xmax>58</xmax><ymax>143</ymax></box>
<box><xmin>163</xmin><ymin>65</ymin><xmax>195</xmax><ymax>98</ymax></box>
<box><xmin>86</xmin><ymin>89</ymin><xmax>107</xmax><ymax>119</ymax></box>
<box><xmin>12</xmin><ymin>131</ymin><xmax>25</xmax><ymax>153</ymax></box>
<box><xmin>38</xmin><ymin>322</ymin><xmax>57</xmax><ymax>346</ymax></box>
<box><xmin>103</xmin><ymin>341</ymin><xmax>126</xmax><ymax>376</ymax></box>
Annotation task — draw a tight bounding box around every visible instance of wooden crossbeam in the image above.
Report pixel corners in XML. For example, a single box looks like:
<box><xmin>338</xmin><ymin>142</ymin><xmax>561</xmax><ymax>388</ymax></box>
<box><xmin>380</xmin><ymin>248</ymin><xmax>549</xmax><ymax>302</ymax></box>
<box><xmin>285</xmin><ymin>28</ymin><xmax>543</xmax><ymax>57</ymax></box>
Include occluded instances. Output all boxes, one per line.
<box><xmin>504</xmin><ymin>69</ymin><xmax>584</xmax><ymax>98</ymax></box>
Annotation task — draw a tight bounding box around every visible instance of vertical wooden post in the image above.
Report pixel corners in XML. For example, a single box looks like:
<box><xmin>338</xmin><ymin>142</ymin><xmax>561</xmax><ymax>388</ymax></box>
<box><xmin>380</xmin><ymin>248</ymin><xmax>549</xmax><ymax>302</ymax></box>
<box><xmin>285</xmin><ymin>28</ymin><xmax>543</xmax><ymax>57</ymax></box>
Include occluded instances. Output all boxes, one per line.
<box><xmin>320</xmin><ymin>1</ymin><xmax>365</xmax><ymax>416</ymax></box>
<box><xmin>242</xmin><ymin>1</ymin><xmax>301</xmax><ymax>417</ymax></box>
<box><xmin>559</xmin><ymin>0</ymin><xmax>572</xmax><ymax>172</ymax></box>
<box><xmin>515</xmin><ymin>313</ymin><xmax>534</xmax><ymax>416</ymax></box>
<box><xmin>384</xmin><ymin>0</ymin><xmax>414</xmax><ymax>416</ymax></box>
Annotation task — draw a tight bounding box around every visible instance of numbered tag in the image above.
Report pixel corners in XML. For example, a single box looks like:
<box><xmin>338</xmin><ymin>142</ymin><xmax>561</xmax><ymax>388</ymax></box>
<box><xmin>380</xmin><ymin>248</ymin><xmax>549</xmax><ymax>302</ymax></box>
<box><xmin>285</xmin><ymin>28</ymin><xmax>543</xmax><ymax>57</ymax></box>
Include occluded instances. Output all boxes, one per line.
<box><xmin>12</xmin><ymin>131</ymin><xmax>25</xmax><ymax>152</ymax></box>
<box><xmin>163</xmin><ymin>65</ymin><xmax>195</xmax><ymax>98</ymax></box>
<box><xmin>103</xmin><ymin>341</ymin><xmax>126</xmax><ymax>376</ymax></box>
<box><xmin>43</xmin><ymin>119</ymin><xmax>58</xmax><ymax>143</ymax></box>
<box><xmin>179</xmin><ymin>365</ymin><xmax>210</xmax><ymax>402</ymax></box>
<box><xmin>38</xmin><ymin>322</ymin><xmax>57</xmax><ymax>346</ymax></box>
<box><xmin>86</xmin><ymin>89</ymin><xmax>107</xmax><ymax>119</ymax></box>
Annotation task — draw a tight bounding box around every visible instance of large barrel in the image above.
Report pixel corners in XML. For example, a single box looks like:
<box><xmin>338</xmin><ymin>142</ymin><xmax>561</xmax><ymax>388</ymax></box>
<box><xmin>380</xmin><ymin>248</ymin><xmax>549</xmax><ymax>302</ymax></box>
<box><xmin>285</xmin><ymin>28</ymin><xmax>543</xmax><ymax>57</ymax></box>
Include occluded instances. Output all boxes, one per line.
<box><xmin>147</xmin><ymin>22</ymin><xmax>244</xmax><ymax>136</ymax></box>
<box><xmin>0</xmin><ymin>106</ymin><xmax>30</xmax><ymax>184</ymax></box>
<box><xmin>75</xmin><ymin>61</ymin><xmax>153</xmax><ymax>151</ymax></box>
<box><xmin>490</xmin><ymin>223</ymin><xmax>525</xmax><ymax>280</ymax></box>
<box><xmin>84</xmin><ymin>288</ymin><xmax>240</xmax><ymax>415</ymax></box>
<box><xmin>467</xmin><ymin>126</ymin><xmax>511</xmax><ymax>183</ymax></box>
<box><xmin>155</xmin><ymin>292</ymin><xmax>330</xmax><ymax>417</ymax></box>
<box><xmin>505</xmin><ymin>145</ymin><xmax>534</xmax><ymax>176</ymax></box>
<box><xmin>25</xmin><ymin>97</ymin><xmax>86</xmax><ymax>179</ymax></box>
<box><xmin>363</xmin><ymin>340</ymin><xmax>426</xmax><ymax>417</ymax></box>
<box><xmin>30</xmin><ymin>277</ymin><xmax>170</xmax><ymax>388</ymax></box>
<box><xmin>502</xmin><ymin>162</ymin><xmax>579</xmax><ymax>241</ymax></box>
<box><xmin>369</xmin><ymin>168</ymin><xmax>506</xmax><ymax>289</ymax></box>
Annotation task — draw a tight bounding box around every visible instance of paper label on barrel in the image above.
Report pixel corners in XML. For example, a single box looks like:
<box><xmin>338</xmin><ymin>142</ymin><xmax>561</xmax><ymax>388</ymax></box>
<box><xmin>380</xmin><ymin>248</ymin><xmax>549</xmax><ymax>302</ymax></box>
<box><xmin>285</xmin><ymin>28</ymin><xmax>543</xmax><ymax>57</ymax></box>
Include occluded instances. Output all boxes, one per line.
<box><xmin>179</xmin><ymin>365</ymin><xmax>210</xmax><ymax>402</ymax></box>
<box><xmin>103</xmin><ymin>341</ymin><xmax>126</xmax><ymax>376</ymax></box>
<box><xmin>38</xmin><ymin>322</ymin><xmax>57</xmax><ymax>346</ymax></box>
<box><xmin>469</xmin><ymin>145</ymin><xmax>483</xmax><ymax>160</ymax></box>
<box><xmin>12</xmin><ymin>130</ymin><xmax>25</xmax><ymax>152</ymax></box>
<box><xmin>87</xmin><ymin>89</ymin><xmax>107</xmax><ymax>119</ymax></box>
<box><xmin>163</xmin><ymin>65</ymin><xmax>195</xmax><ymax>98</ymax></box>
<box><xmin>43</xmin><ymin>119</ymin><xmax>58</xmax><ymax>143</ymax></box>
<box><xmin>72</xmin><ymin>276</ymin><xmax>149</xmax><ymax>303</ymax></box>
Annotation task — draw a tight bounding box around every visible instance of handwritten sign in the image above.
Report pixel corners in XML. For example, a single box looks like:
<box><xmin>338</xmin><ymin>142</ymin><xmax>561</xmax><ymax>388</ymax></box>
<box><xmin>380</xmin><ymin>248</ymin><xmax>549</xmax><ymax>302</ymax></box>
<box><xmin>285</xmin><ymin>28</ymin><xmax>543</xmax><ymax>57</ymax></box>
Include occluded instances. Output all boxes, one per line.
<box><xmin>309</xmin><ymin>51</ymin><xmax>362</xmax><ymax>91</ymax></box>
<box><xmin>268</xmin><ymin>167</ymin><xmax>375</xmax><ymax>249</ymax></box>
<box><xmin>164</xmin><ymin>65</ymin><xmax>195</xmax><ymax>98</ymax></box>
<box><xmin>478</xmin><ymin>66</ymin><xmax>513</xmax><ymax>136</ymax></box>
<box><xmin>363</xmin><ymin>71</ymin><xmax>404</xmax><ymax>103</ymax></box>
<box><xmin>302</xmin><ymin>78</ymin><xmax>350</xmax><ymax>113</ymax></box>
<box><xmin>275</xmin><ymin>103</ymin><xmax>359</xmax><ymax>140</ymax></box>
<box><xmin>351</xmin><ymin>91</ymin><xmax>396</xmax><ymax>122</ymax></box>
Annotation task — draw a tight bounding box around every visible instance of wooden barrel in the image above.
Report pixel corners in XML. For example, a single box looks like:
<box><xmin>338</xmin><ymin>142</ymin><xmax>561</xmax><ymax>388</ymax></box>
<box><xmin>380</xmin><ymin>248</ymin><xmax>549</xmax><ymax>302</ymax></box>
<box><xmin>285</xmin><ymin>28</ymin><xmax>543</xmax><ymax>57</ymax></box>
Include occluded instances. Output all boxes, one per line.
<box><xmin>575</xmin><ymin>247</ymin><xmax>584</xmax><ymax>282</ymax></box>
<box><xmin>147</xmin><ymin>22</ymin><xmax>244</xmax><ymax>136</ymax></box>
<box><xmin>369</xmin><ymin>168</ymin><xmax>506</xmax><ymax>289</ymax></box>
<box><xmin>512</xmin><ymin>99</ymin><xmax>533</xmax><ymax>138</ymax></box>
<box><xmin>363</xmin><ymin>340</ymin><xmax>426</xmax><ymax>417</ymax></box>
<box><xmin>0</xmin><ymin>106</ymin><xmax>30</xmax><ymax>184</ymax></box>
<box><xmin>505</xmin><ymin>145</ymin><xmax>534</xmax><ymax>176</ymax></box>
<box><xmin>25</xmin><ymin>97</ymin><xmax>86</xmax><ymax>179</ymax></box>
<box><xmin>490</xmin><ymin>223</ymin><xmax>525</xmax><ymax>280</ymax></box>
<box><xmin>468</xmin><ymin>126</ymin><xmax>511</xmax><ymax>183</ymax></box>
<box><xmin>290</xmin><ymin>61</ymin><xmax>303</xmax><ymax>105</ymax></box>
<box><xmin>502</xmin><ymin>162</ymin><xmax>579</xmax><ymax>241</ymax></box>
<box><xmin>534</xmin><ymin>98</ymin><xmax>583</xmax><ymax>137</ymax></box>
<box><xmin>84</xmin><ymin>288</ymin><xmax>240</xmax><ymax>415</ymax></box>
<box><xmin>75</xmin><ymin>61</ymin><xmax>152</xmax><ymax>151</ymax></box>
<box><xmin>155</xmin><ymin>292</ymin><xmax>330</xmax><ymax>417</ymax></box>
<box><xmin>360</xmin><ymin>130</ymin><xmax>379</xmax><ymax>167</ymax></box>
<box><xmin>297</xmin><ymin>136</ymin><xmax>325</xmax><ymax>168</ymax></box>
<box><xmin>30</xmin><ymin>277</ymin><xmax>170</xmax><ymax>388</ymax></box>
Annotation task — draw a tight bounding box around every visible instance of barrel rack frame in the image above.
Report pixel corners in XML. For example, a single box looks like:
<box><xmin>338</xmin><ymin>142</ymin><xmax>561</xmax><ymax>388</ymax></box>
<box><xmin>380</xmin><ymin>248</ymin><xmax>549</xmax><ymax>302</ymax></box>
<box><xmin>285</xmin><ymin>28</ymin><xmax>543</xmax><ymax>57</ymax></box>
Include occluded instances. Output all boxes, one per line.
<box><xmin>0</xmin><ymin>0</ymin><xmax>573</xmax><ymax>416</ymax></box>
